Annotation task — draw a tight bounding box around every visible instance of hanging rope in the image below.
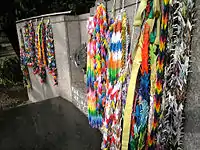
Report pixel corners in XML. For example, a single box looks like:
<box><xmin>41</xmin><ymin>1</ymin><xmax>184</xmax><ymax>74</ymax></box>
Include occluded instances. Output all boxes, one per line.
<box><xmin>122</xmin><ymin>0</ymin><xmax>125</xmax><ymax>10</ymax></box>
<box><xmin>111</xmin><ymin>0</ymin><xmax>116</xmax><ymax>18</ymax></box>
<box><xmin>130</xmin><ymin>0</ymin><xmax>140</xmax><ymax>59</ymax></box>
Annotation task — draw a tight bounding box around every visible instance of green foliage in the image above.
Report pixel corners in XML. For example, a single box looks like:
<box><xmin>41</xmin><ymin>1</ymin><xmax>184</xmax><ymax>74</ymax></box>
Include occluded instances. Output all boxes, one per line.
<box><xmin>0</xmin><ymin>56</ymin><xmax>23</xmax><ymax>86</ymax></box>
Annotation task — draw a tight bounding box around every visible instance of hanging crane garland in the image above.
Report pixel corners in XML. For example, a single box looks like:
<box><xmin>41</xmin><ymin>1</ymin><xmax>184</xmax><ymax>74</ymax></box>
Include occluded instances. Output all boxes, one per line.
<box><xmin>156</xmin><ymin>0</ymin><xmax>195</xmax><ymax>149</ymax></box>
<box><xmin>86</xmin><ymin>3</ymin><xmax>108</xmax><ymax>128</ymax></box>
<box><xmin>35</xmin><ymin>22</ymin><xmax>40</xmax><ymax>75</ymax></box>
<box><xmin>87</xmin><ymin>16</ymin><xmax>97</xmax><ymax>127</ymax></box>
<box><xmin>24</xmin><ymin>22</ymin><xmax>32</xmax><ymax>66</ymax></box>
<box><xmin>101</xmin><ymin>10</ymin><xmax>132</xmax><ymax>149</ymax></box>
<box><xmin>46</xmin><ymin>20</ymin><xmax>58</xmax><ymax>85</ymax></box>
<box><xmin>37</xmin><ymin>21</ymin><xmax>47</xmax><ymax>83</ymax></box>
<box><xmin>19</xmin><ymin>19</ymin><xmax>58</xmax><ymax>86</ymax></box>
<box><xmin>87</xmin><ymin>0</ymin><xmax>194</xmax><ymax>149</ymax></box>
<box><xmin>19</xmin><ymin>29</ymin><xmax>31</xmax><ymax>89</ymax></box>
<box><xmin>28</xmin><ymin>21</ymin><xmax>39</xmax><ymax>74</ymax></box>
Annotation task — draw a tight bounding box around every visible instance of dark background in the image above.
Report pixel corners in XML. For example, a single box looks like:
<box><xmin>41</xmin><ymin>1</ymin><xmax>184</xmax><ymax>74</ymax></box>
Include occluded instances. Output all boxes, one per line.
<box><xmin>0</xmin><ymin>0</ymin><xmax>96</xmax><ymax>58</ymax></box>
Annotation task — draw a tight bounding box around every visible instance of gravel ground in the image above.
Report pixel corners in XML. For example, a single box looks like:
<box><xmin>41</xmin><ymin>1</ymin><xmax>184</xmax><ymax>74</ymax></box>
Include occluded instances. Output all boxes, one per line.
<box><xmin>0</xmin><ymin>85</ymin><xmax>28</xmax><ymax>110</ymax></box>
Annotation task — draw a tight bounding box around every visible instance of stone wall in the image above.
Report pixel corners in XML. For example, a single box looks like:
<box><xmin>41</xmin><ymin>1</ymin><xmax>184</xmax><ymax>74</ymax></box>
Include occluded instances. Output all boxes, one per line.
<box><xmin>15</xmin><ymin>0</ymin><xmax>141</xmax><ymax>114</ymax></box>
<box><xmin>79</xmin><ymin>13</ymin><xmax>90</xmax><ymax>44</ymax></box>
<box><xmin>69</xmin><ymin>14</ymin><xmax>89</xmax><ymax>116</ymax></box>
<box><xmin>16</xmin><ymin>15</ymin><xmax>73</xmax><ymax>102</ymax></box>
<box><xmin>16</xmin><ymin>13</ymin><xmax>90</xmax><ymax>114</ymax></box>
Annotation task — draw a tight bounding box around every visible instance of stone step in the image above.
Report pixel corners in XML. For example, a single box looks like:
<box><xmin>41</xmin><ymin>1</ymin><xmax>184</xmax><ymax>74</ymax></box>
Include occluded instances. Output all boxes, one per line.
<box><xmin>1</xmin><ymin>43</ymin><xmax>12</xmax><ymax>48</ymax></box>
<box><xmin>0</xmin><ymin>49</ymin><xmax>14</xmax><ymax>53</ymax></box>
<box><xmin>6</xmin><ymin>46</ymin><xmax>14</xmax><ymax>51</ymax></box>
<box><xmin>0</xmin><ymin>52</ymin><xmax>14</xmax><ymax>56</ymax></box>
<box><xmin>0</xmin><ymin>46</ymin><xmax>14</xmax><ymax>53</ymax></box>
<box><xmin>0</xmin><ymin>37</ymin><xmax>8</xmax><ymax>42</ymax></box>
<box><xmin>0</xmin><ymin>32</ymin><xmax>6</xmax><ymax>37</ymax></box>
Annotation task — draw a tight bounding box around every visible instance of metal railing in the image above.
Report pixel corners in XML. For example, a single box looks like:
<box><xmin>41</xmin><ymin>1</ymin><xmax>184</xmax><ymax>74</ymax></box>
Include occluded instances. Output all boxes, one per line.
<box><xmin>16</xmin><ymin>10</ymin><xmax>72</xmax><ymax>23</ymax></box>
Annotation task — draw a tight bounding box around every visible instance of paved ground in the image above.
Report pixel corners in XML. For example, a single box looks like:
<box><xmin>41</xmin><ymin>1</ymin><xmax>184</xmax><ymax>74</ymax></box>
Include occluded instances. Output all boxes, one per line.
<box><xmin>0</xmin><ymin>97</ymin><xmax>102</xmax><ymax>150</ymax></box>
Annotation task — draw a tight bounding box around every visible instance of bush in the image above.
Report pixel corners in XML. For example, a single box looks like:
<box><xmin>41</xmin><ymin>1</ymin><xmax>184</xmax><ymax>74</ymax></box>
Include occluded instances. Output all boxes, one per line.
<box><xmin>0</xmin><ymin>56</ymin><xmax>23</xmax><ymax>86</ymax></box>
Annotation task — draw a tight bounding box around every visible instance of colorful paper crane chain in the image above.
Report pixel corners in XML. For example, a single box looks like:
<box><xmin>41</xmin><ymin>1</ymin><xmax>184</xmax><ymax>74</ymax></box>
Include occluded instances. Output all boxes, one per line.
<box><xmin>20</xmin><ymin>19</ymin><xmax>58</xmax><ymax>86</ymax></box>
<box><xmin>86</xmin><ymin>0</ymin><xmax>194</xmax><ymax>149</ymax></box>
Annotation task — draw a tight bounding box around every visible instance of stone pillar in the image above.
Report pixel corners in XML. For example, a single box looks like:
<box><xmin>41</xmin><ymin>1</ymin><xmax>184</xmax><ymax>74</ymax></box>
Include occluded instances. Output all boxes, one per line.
<box><xmin>53</xmin><ymin>15</ymin><xmax>74</xmax><ymax>102</ymax></box>
<box><xmin>16</xmin><ymin>19</ymin><xmax>60</xmax><ymax>102</ymax></box>
<box><xmin>184</xmin><ymin>1</ymin><xmax>200</xmax><ymax>149</ymax></box>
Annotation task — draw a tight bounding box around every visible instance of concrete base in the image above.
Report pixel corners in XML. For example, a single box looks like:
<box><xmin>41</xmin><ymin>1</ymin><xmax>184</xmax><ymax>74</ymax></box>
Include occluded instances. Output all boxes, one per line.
<box><xmin>0</xmin><ymin>97</ymin><xmax>102</xmax><ymax>150</ymax></box>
